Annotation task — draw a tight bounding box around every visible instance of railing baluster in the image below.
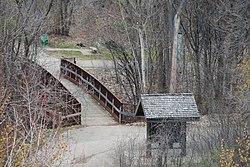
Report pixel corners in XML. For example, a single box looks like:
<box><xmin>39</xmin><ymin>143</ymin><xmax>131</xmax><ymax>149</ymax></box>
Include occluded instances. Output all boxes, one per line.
<box><xmin>112</xmin><ymin>99</ymin><xmax>114</xmax><ymax>114</ymax></box>
<box><xmin>86</xmin><ymin>76</ymin><xmax>89</xmax><ymax>90</ymax></box>
<box><xmin>105</xmin><ymin>92</ymin><xmax>108</xmax><ymax>106</ymax></box>
<box><xmin>99</xmin><ymin>86</ymin><xmax>101</xmax><ymax>99</ymax></box>
<box><xmin>92</xmin><ymin>79</ymin><xmax>94</xmax><ymax>94</ymax></box>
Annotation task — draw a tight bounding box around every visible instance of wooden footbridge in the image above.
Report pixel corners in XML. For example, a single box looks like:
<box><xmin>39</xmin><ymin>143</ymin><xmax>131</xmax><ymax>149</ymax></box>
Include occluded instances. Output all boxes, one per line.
<box><xmin>37</xmin><ymin>50</ymin><xmax>135</xmax><ymax>126</ymax></box>
<box><xmin>60</xmin><ymin>59</ymin><xmax>135</xmax><ymax>123</ymax></box>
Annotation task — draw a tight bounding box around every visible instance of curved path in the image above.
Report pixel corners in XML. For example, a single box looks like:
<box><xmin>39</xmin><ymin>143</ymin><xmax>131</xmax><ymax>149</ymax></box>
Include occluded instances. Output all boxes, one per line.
<box><xmin>37</xmin><ymin>48</ymin><xmax>146</xmax><ymax>167</ymax></box>
<box><xmin>37</xmin><ymin>47</ymin><xmax>205</xmax><ymax>167</ymax></box>
<box><xmin>37</xmin><ymin>49</ymin><xmax>116</xmax><ymax>126</ymax></box>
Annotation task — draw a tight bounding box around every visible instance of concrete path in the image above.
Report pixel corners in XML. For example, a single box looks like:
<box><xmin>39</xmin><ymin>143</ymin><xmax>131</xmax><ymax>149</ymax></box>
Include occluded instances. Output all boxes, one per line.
<box><xmin>75</xmin><ymin>59</ymin><xmax>114</xmax><ymax>69</ymax></box>
<box><xmin>36</xmin><ymin>48</ymin><xmax>206</xmax><ymax>166</ymax></box>
<box><xmin>64</xmin><ymin>125</ymin><xmax>146</xmax><ymax>167</ymax></box>
<box><xmin>37</xmin><ymin>48</ymin><xmax>146</xmax><ymax>167</ymax></box>
<box><xmin>37</xmin><ymin>49</ymin><xmax>116</xmax><ymax>126</ymax></box>
<box><xmin>46</xmin><ymin>47</ymin><xmax>96</xmax><ymax>56</ymax></box>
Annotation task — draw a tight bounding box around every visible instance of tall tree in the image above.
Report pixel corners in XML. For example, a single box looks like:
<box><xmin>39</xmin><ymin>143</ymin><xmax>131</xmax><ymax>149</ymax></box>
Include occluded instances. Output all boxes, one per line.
<box><xmin>169</xmin><ymin>0</ymin><xmax>186</xmax><ymax>93</ymax></box>
<box><xmin>53</xmin><ymin>0</ymin><xmax>75</xmax><ymax>36</ymax></box>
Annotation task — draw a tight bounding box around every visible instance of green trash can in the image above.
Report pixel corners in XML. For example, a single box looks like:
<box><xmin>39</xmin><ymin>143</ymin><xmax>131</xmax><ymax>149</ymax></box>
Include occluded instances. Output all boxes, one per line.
<box><xmin>41</xmin><ymin>34</ymin><xmax>48</xmax><ymax>46</ymax></box>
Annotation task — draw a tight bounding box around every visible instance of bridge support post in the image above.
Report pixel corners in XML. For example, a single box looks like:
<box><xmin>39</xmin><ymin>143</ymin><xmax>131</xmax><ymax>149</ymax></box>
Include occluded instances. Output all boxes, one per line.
<box><xmin>99</xmin><ymin>86</ymin><xmax>101</xmax><ymax>99</ymax></box>
<box><xmin>119</xmin><ymin>113</ymin><xmax>122</xmax><ymax>123</ymax></box>
<box><xmin>105</xmin><ymin>92</ymin><xmax>108</xmax><ymax>106</ymax></box>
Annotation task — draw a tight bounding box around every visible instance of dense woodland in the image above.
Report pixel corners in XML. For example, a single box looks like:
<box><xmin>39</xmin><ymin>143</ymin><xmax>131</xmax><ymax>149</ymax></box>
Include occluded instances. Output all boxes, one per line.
<box><xmin>0</xmin><ymin>0</ymin><xmax>249</xmax><ymax>166</ymax></box>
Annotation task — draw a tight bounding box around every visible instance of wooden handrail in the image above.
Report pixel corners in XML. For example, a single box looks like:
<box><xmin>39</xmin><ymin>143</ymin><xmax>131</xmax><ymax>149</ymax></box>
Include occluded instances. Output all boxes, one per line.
<box><xmin>60</xmin><ymin>59</ymin><xmax>135</xmax><ymax>123</ymax></box>
<box><xmin>39</xmin><ymin>63</ymin><xmax>81</xmax><ymax>127</ymax></box>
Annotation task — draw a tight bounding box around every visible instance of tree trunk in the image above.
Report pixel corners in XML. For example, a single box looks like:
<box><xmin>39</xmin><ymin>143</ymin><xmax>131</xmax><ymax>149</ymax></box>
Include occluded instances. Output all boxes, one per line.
<box><xmin>215</xmin><ymin>53</ymin><xmax>224</xmax><ymax>99</ymax></box>
<box><xmin>169</xmin><ymin>14</ymin><xmax>180</xmax><ymax>93</ymax></box>
<box><xmin>166</xmin><ymin>0</ymin><xmax>174</xmax><ymax>91</ymax></box>
<box><xmin>194</xmin><ymin>49</ymin><xmax>202</xmax><ymax>105</ymax></box>
<box><xmin>138</xmin><ymin>28</ymin><xmax>146</xmax><ymax>92</ymax></box>
<box><xmin>54</xmin><ymin>0</ymin><xmax>74</xmax><ymax>36</ymax></box>
<box><xmin>157</xmin><ymin>44</ymin><xmax>164</xmax><ymax>91</ymax></box>
<box><xmin>164</xmin><ymin>41</ymin><xmax>171</xmax><ymax>91</ymax></box>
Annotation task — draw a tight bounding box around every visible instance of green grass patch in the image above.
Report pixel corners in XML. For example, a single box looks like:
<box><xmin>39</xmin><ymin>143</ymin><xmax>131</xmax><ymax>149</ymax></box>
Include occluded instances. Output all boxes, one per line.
<box><xmin>52</xmin><ymin>50</ymin><xmax>83</xmax><ymax>57</ymax></box>
<box><xmin>47</xmin><ymin>50</ymin><xmax>86</xmax><ymax>58</ymax></box>
<box><xmin>47</xmin><ymin>50</ymin><xmax>112</xmax><ymax>60</ymax></box>
<box><xmin>48</xmin><ymin>39</ymin><xmax>79</xmax><ymax>48</ymax></box>
<box><xmin>100</xmin><ymin>52</ymin><xmax>112</xmax><ymax>60</ymax></box>
<box><xmin>97</xmin><ymin>47</ymin><xmax>113</xmax><ymax>60</ymax></box>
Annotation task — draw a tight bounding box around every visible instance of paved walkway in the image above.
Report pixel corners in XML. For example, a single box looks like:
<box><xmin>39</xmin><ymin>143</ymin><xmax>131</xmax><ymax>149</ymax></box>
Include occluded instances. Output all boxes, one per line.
<box><xmin>36</xmin><ymin>48</ymin><xmax>205</xmax><ymax>166</ymax></box>
<box><xmin>37</xmin><ymin>49</ymin><xmax>116</xmax><ymax>126</ymax></box>
<box><xmin>37</xmin><ymin>48</ymin><xmax>146</xmax><ymax>167</ymax></box>
<box><xmin>75</xmin><ymin>59</ymin><xmax>114</xmax><ymax>69</ymax></box>
<box><xmin>64</xmin><ymin>125</ymin><xmax>145</xmax><ymax>167</ymax></box>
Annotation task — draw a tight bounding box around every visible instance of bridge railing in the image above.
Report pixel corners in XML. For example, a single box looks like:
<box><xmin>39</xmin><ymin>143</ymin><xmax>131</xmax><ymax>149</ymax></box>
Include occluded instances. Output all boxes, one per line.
<box><xmin>40</xmin><ymin>64</ymin><xmax>81</xmax><ymax>127</ymax></box>
<box><xmin>60</xmin><ymin>59</ymin><xmax>134</xmax><ymax>123</ymax></box>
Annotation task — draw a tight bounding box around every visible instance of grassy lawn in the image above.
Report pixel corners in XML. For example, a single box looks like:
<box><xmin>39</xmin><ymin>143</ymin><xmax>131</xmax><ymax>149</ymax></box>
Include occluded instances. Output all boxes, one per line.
<box><xmin>47</xmin><ymin>50</ymin><xmax>112</xmax><ymax>60</ymax></box>
<box><xmin>47</xmin><ymin>38</ymin><xmax>113</xmax><ymax>60</ymax></box>
<box><xmin>48</xmin><ymin>50</ymin><xmax>93</xmax><ymax>59</ymax></box>
<box><xmin>50</xmin><ymin>50</ymin><xmax>83</xmax><ymax>57</ymax></box>
<box><xmin>48</xmin><ymin>39</ymin><xmax>79</xmax><ymax>48</ymax></box>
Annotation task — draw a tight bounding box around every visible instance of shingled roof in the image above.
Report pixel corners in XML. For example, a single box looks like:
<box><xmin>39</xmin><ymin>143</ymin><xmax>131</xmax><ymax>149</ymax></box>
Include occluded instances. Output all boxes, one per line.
<box><xmin>135</xmin><ymin>93</ymin><xmax>200</xmax><ymax>121</ymax></box>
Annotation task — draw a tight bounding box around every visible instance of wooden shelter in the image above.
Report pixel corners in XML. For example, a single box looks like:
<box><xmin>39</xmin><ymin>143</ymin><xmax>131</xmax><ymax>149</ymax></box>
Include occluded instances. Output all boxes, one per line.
<box><xmin>135</xmin><ymin>93</ymin><xmax>200</xmax><ymax>156</ymax></box>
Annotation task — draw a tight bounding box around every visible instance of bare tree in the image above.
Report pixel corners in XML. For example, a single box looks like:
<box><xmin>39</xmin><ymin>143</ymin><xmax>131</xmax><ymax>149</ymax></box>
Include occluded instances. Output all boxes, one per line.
<box><xmin>0</xmin><ymin>0</ymin><xmax>76</xmax><ymax>166</ymax></box>
<box><xmin>104</xmin><ymin>0</ymin><xmax>175</xmax><ymax>104</ymax></box>
<box><xmin>169</xmin><ymin>0</ymin><xmax>186</xmax><ymax>93</ymax></box>
<box><xmin>0</xmin><ymin>59</ymin><xmax>71</xmax><ymax>166</ymax></box>
<box><xmin>52</xmin><ymin>0</ymin><xmax>76</xmax><ymax>36</ymax></box>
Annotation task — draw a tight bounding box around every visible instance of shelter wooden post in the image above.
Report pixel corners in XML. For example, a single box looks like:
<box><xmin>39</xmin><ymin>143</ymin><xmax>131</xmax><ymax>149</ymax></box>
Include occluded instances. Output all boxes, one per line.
<box><xmin>180</xmin><ymin>122</ymin><xmax>187</xmax><ymax>156</ymax></box>
<box><xmin>146</xmin><ymin>122</ymin><xmax>152</xmax><ymax>157</ymax></box>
